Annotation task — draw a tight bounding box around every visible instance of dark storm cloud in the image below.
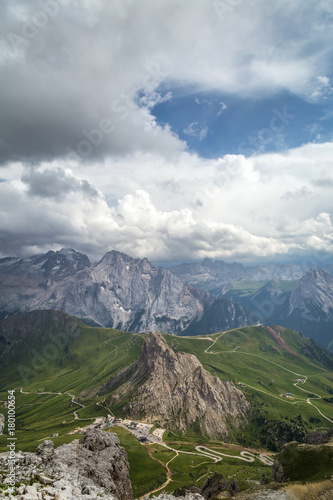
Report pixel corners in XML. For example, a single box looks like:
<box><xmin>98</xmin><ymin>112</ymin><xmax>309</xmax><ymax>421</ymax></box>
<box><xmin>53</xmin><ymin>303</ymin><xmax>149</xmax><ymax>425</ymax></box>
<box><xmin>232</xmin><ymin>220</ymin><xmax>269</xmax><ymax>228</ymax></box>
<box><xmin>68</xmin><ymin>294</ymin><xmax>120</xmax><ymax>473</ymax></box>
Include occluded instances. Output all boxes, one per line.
<box><xmin>0</xmin><ymin>0</ymin><xmax>182</xmax><ymax>165</ymax></box>
<box><xmin>1</xmin><ymin>0</ymin><xmax>332</xmax><ymax>166</ymax></box>
<box><xmin>21</xmin><ymin>166</ymin><xmax>99</xmax><ymax>200</ymax></box>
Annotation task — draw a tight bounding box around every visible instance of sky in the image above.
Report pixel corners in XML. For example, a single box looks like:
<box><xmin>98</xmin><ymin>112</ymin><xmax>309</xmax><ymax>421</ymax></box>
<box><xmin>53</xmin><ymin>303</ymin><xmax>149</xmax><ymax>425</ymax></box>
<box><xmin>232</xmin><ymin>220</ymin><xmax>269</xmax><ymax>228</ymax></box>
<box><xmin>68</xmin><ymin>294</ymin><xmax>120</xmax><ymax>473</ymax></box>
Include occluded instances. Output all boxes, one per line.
<box><xmin>1</xmin><ymin>0</ymin><xmax>333</xmax><ymax>265</ymax></box>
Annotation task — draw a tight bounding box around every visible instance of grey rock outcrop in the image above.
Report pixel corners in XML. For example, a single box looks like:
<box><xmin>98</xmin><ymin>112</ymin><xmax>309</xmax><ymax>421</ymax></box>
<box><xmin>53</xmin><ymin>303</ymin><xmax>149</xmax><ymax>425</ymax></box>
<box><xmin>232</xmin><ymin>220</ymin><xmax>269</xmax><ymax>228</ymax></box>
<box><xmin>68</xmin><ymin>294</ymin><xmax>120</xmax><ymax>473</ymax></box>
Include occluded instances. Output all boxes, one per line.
<box><xmin>36</xmin><ymin>440</ymin><xmax>55</xmax><ymax>462</ymax></box>
<box><xmin>0</xmin><ymin>429</ymin><xmax>132</xmax><ymax>499</ymax></box>
<box><xmin>272</xmin><ymin>456</ymin><xmax>285</xmax><ymax>483</ymax></box>
<box><xmin>0</xmin><ymin>414</ymin><xmax>4</xmax><ymax>435</ymax></box>
<box><xmin>106</xmin><ymin>332</ymin><xmax>250</xmax><ymax>438</ymax></box>
<box><xmin>0</xmin><ymin>248</ymin><xmax>248</xmax><ymax>335</ymax></box>
<box><xmin>201</xmin><ymin>472</ymin><xmax>240</xmax><ymax>498</ymax></box>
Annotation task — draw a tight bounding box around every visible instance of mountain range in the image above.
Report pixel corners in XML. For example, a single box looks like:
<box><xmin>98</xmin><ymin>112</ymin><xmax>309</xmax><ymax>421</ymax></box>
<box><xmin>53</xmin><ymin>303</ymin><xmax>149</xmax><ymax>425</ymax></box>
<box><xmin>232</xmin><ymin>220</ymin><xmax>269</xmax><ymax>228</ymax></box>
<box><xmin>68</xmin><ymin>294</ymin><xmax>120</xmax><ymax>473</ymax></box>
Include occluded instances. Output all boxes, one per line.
<box><xmin>0</xmin><ymin>248</ymin><xmax>248</xmax><ymax>335</ymax></box>
<box><xmin>171</xmin><ymin>259</ymin><xmax>333</xmax><ymax>350</ymax></box>
<box><xmin>170</xmin><ymin>258</ymin><xmax>309</xmax><ymax>295</ymax></box>
<box><xmin>1</xmin><ymin>248</ymin><xmax>333</xmax><ymax>349</ymax></box>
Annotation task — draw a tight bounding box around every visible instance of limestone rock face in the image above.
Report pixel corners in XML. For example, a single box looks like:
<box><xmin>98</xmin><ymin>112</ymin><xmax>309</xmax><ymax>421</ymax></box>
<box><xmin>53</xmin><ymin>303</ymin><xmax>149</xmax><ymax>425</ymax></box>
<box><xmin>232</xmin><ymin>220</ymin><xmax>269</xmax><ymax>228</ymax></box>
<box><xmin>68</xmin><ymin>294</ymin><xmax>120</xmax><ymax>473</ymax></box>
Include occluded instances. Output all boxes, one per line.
<box><xmin>276</xmin><ymin>268</ymin><xmax>333</xmax><ymax>348</ymax></box>
<box><xmin>108</xmin><ymin>332</ymin><xmax>250</xmax><ymax>438</ymax></box>
<box><xmin>36</xmin><ymin>440</ymin><xmax>54</xmax><ymax>462</ymax></box>
<box><xmin>0</xmin><ymin>429</ymin><xmax>132</xmax><ymax>500</ymax></box>
<box><xmin>0</xmin><ymin>249</ymin><xmax>248</xmax><ymax>334</ymax></box>
<box><xmin>286</xmin><ymin>269</ymin><xmax>333</xmax><ymax>319</ymax></box>
<box><xmin>0</xmin><ymin>414</ymin><xmax>4</xmax><ymax>436</ymax></box>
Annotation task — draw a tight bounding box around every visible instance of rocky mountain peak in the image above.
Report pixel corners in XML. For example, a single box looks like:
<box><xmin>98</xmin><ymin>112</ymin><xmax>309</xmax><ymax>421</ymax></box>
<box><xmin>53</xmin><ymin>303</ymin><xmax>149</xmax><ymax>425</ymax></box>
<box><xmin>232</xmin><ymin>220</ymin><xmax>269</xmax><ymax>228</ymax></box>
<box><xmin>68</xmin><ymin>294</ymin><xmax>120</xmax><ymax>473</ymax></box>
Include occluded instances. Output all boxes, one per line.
<box><xmin>138</xmin><ymin>331</ymin><xmax>201</xmax><ymax>376</ymax></box>
<box><xmin>108</xmin><ymin>332</ymin><xmax>250</xmax><ymax>438</ymax></box>
<box><xmin>302</xmin><ymin>267</ymin><xmax>331</xmax><ymax>281</ymax></box>
<box><xmin>0</xmin><ymin>248</ymin><xmax>248</xmax><ymax>333</ymax></box>
<box><xmin>140</xmin><ymin>331</ymin><xmax>171</xmax><ymax>363</ymax></box>
<box><xmin>98</xmin><ymin>250</ymin><xmax>133</xmax><ymax>266</ymax></box>
<box><xmin>289</xmin><ymin>268</ymin><xmax>333</xmax><ymax>310</ymax></box>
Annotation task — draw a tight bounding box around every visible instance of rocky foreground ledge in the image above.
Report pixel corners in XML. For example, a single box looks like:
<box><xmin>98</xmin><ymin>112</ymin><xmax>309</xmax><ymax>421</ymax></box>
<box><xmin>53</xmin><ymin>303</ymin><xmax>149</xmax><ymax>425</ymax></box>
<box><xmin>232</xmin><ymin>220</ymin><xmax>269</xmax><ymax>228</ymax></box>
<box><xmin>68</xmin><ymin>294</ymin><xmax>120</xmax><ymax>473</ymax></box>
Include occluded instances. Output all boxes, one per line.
<box><xmin>0</xmin><ymin>427</ymin><xmax>207</xmax><ymax>500</ymax></box>
<box><xmin>0</xmin><ymin>429</ymin><xmax>132</xmax><ymax>499</ymax></box>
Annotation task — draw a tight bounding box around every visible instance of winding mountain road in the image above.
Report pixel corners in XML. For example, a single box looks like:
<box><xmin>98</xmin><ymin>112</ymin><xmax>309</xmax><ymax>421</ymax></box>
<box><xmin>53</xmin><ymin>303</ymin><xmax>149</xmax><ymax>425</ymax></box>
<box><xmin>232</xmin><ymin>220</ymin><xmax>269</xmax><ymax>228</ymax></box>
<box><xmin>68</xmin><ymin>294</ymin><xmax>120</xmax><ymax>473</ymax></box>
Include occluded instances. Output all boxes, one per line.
<box><xmin>204</xmin><ymin>329</ymin><xmax>333</xmax><ymax>424</ymax></box>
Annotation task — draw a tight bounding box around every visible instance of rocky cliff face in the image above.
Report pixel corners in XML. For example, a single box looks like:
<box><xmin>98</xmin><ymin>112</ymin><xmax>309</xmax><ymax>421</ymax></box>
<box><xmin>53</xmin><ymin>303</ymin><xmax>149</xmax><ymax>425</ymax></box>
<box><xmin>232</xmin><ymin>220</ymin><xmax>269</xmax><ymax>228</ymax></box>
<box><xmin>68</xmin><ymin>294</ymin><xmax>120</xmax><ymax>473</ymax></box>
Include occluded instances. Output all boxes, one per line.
<box><xmin>276</xmin><ymin>269</ymin><xmax>333</xmax><ymax>349</ymax></box>
<box><xmin>106</xmin><ymin>332</ymin><xmax>250</xmax><ymax>438</ymax></box>
<box><xmin>0</xmin><ymin>429</ymin><xmax>132</xmax><ymax>500</ymax></box>
<box><xmin>0</xmin><ymin>249</ymin><xmax>248</xmax><ymax>335</ymax></box>
<box><xmin>0</xmin><ymin>248</ymin><xmax>90</xmax><ymax>318</ymax></box>
<box><xmin>285</xmin><ymin>269</ymin><xmax>333</xmax><ymax>319</ymax></box>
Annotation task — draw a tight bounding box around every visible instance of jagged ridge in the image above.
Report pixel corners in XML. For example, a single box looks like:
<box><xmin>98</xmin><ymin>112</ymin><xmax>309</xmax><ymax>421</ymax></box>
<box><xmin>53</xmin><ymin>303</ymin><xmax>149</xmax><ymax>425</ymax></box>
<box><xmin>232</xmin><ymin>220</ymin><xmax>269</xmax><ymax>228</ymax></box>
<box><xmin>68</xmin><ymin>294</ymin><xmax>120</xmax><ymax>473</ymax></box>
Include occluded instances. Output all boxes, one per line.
<box><xmin>0</xmin><ymin>248</ymin><xmax>248</xmax><ymax>335</ymax></box>
<box><xmin>104</xmin><ymin>332</ymin><xmax>250</xmax><ymax>438</ymax></box>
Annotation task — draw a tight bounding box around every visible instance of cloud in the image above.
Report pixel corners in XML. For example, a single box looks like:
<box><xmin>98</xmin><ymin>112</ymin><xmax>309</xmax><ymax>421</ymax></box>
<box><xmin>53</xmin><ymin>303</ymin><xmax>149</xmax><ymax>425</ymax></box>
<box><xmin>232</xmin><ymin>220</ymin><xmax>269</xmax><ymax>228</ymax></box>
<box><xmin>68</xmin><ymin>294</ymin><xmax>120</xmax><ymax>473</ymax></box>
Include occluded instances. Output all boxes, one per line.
<box><xmin>217</xmin><ymin>101</ymin><xmax>227</xmax><ymax>115</ymax></box>
<box><xmin>313</xmin><ymin>176</ymin><xmax>333</xmax><ymax>188</ymax></box>
<box><xmin>1</xmin><ymin>141</ymin><xmax>333</xmax><ymax>262</ymax></box>
<box><xmin>281</xmin><ymin>186</ymin><xmax>313</xmax><ymax>200</ymax></box>
<box><xmin>0</xmin><ymin>0</ymin><xmax>332</xmax><ymax>165</ymax></box>
<box><xmin>21</xmin><ymin>165</ymin><xmax>99</xmax><ymax>200</ymax></box>
<box><xmin>1</xmin><ymin>1</ymin><xmax>333</xmax><ymax>263</ymax></box>
<box><xmin>0</xmin><ymin>179</ymin><xmax>299</xmax><ymax>261</ymax></box>
<box><xmin>183</xmin><ymin>122</ymin><xmax>208</xmax><ymax>141</ymax></box>
<box><xmin>308</xmin><ymin>75</ymin><xmax>333</xmax><ymax>101</ymax></box>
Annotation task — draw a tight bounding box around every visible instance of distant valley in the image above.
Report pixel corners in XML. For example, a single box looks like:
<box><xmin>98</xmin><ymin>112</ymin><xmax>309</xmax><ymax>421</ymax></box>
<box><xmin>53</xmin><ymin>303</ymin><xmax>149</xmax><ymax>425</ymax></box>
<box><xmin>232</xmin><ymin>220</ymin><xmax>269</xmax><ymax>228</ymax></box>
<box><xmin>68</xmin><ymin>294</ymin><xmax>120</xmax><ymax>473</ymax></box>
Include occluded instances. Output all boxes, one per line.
<box><xmin>170</xmin><ymin>259</ymin><xmax>333</xmax><ymax>350</ymax></box>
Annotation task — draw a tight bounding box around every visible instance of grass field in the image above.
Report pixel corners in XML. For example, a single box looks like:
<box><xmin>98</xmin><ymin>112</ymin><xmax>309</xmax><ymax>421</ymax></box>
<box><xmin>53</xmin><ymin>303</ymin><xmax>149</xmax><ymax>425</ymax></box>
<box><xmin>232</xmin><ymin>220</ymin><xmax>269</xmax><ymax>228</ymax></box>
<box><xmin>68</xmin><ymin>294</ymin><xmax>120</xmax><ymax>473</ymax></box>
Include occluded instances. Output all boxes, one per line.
<box><xmin>107</xmin><ymin>427</ymin><xmax>167</xmax><ymax>498</ymax></box>
<box><xmin>0</xmin><ymin>321</ymin><xmax>332</xmax><ymax>497</ymax></box>
<box><xmin>109</xmin><ymin>427</ymin><xmax>272</xmax><ymax>497</ymax></box>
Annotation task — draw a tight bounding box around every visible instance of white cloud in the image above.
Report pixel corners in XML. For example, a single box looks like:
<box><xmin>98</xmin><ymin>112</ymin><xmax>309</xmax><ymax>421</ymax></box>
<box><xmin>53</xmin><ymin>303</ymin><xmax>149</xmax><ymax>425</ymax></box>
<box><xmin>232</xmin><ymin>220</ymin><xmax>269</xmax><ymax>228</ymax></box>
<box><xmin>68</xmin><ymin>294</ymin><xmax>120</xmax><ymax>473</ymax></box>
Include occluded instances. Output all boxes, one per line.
<box><xmin>1</xmin><ymin>1</ymin><xmax>333</xmax><ymax>262</ymax></box>
<box><xmin>281</xmin><ymin>186</ymin><xmax>313</xmax><ymax>200</ymax></box>
<box><xmin>1</xmin><ymin>0</ymin><xmax>332</xmax><ymax>165</ymax></box>
<box><xmin>183</xmin><ymin>122</ymin><xmax>208</xmax><ymax>141</ymax></box>
<box><xmin>307</xmin><ymin>75</ymin><xmax>333</xmax><ymax>101</ymax></box>
<box><xmin>1</xmin><ymin>141</ymin><xmax>333</xmax><ymax>262</ymax></box>
<box><xmin>217</xmin><ymin>101</ymin><xmax>227</xmax><ymax>115</ymax></box>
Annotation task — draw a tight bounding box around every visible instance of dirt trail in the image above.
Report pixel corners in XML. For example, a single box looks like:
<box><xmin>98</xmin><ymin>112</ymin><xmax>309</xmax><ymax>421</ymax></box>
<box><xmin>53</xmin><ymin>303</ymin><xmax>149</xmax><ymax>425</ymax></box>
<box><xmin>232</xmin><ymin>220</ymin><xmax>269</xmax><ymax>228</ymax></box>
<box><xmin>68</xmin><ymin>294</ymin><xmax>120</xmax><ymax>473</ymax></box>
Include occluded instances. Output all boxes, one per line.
<box><xmin>141</xmin><ymin>445</ymin><xmax>178</xmax><ymax>499</ymax></box>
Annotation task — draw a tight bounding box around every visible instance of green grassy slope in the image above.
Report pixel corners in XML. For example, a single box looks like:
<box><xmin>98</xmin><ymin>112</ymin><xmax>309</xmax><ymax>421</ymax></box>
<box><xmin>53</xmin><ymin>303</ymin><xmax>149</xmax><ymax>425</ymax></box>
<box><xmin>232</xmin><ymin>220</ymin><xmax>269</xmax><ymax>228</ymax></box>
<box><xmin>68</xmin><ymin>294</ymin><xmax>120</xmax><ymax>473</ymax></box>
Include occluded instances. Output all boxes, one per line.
<box><xmin>0</xmin><ymin>313</ymin><xmax>146</xmax><ymax>451</ymax></box>
<box><xmin>277</xmin><ymin>441</ymin><xmax>333</xmax><ymax>481</ymax></box>
<box><xmin>162</xmin><ymin>326</ymin><xmax>333</xmax><ymax>451</ymax></box>
<box><xmin>0</xmin><ymin>312</ymin><xmax>332</xmax><ymax>497</ymax></box>
<box><xmin>1</xmin><ymin>319</ymin><xmax>332</xmax><ymax>452</ymax></box>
